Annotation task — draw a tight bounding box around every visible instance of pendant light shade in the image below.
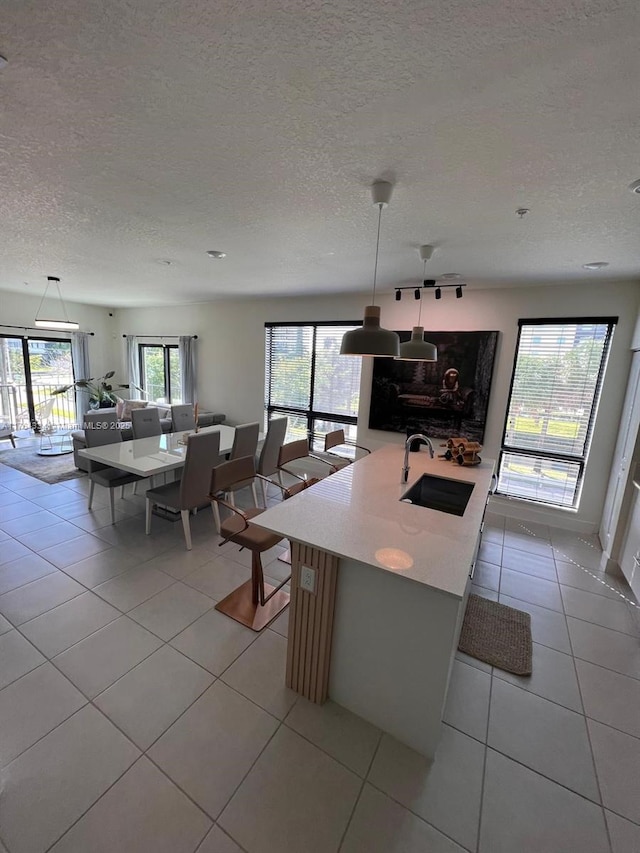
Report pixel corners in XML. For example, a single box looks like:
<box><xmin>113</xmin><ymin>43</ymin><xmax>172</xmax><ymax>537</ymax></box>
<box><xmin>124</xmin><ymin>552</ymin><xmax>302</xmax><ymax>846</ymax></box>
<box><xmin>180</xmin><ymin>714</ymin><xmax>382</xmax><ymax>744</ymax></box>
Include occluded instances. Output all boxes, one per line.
<box><xmin>34</xmin><ymin>276</ymin><xmax>79</xmax><ymax>331</ymax></box>
<box><xmin>396</xmin><ymin>246</ymin><xmax>438</xmax><ymax>361</ymax></box>
<box><xmin>340</xmin><ymin>181</ymin><xmax>400</xmax><ymax>358</ymax></box>
<box><xmin>340</xmin><ymin>306</ymin><xmax>401</xmax><ymax>356</ymax></box>
<box><xmin>397</xmin><ymin>326</ymin><xmax>438</xmax><ymax>361</ymax></box>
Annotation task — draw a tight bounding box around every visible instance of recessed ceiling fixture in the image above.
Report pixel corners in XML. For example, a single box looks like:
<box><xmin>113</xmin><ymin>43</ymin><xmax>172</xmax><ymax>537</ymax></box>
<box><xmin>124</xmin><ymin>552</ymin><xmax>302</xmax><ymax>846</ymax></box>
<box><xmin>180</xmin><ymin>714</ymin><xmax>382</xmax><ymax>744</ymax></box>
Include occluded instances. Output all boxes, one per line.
<box><xmin>34</xmin><ymin>276</ymin><xmax>79</xmax><ymax>331</ymax></box>
<box><xmin>441</xmin><ymin>273</ymin><xmax>461</xmax><ymax>280</ymax></box>
<box><xmin>396</xmin><ymin>246</ymin><xmax>438</xmax><ymax>362</ymax></box>
<box><xmin>340</xmin><ymin>181</ymin><xmax>400</xmax><ymax>358</ymax></box>
<box><xmin>0</xmin><ymin>55</ymin><xmax>7</xmax><ymax>71</ymax></box>
<box><xmin>206</xmin><ymin>250</ymin><xmax>227</xmax><ymax>259</ymax></box>
<box><xmin>628</xmin><ymin>179</ymin><xmax>640</xmax><ymax>195</ymax></box>
<box><xmin>156</xmin><ymin>259</ymin><xmax>174</xmax><ymax>266</ymax></box>
<box><xmin>582</xmin><ymin>262</ymin><xmax>609</xmax><ymax>270</ymax></box>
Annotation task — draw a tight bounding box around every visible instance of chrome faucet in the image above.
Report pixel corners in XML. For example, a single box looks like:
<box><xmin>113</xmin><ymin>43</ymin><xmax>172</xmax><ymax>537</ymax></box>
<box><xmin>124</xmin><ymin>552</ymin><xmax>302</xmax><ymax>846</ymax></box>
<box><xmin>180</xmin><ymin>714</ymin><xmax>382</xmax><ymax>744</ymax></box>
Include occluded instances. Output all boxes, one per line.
<box><xmin>402</xmin><ymin>434</ymin><xmax>434</xmax><ymax>483</ymax></box>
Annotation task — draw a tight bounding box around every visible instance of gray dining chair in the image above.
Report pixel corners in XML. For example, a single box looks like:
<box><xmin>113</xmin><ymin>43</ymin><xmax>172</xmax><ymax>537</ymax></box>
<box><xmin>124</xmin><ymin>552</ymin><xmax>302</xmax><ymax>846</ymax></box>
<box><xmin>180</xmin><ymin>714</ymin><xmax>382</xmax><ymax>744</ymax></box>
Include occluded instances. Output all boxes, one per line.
<box><xmin>255</xmin><ymin>416</ymin><xmax>288</xmax><ymax>506</ymax></box>
<box><xmin>171</xmin><ymin>404</ymin><xmax>196</xmax><ymax>432</ymax></box>
<box><xmin>226</xmin><ymin>421</ymin><xmax>261</xmax><ymax>506</ymax></box>
<box><xmin>131</xmin><ymin>406</ymin><xmax>161</xmax><ymax>438</ymax></box>
<box><xmin>131</xmin><ymin>406</ymin><xmax>165</xmax><ymax>489</ymax></box>
<box><xmin>145</xmin><ymin>429</ymin><xmax>221</xmax><ymax>549</ymax></box>
<box><xmin>84</xmin><ymin>412</ymin><xmax>144</xmax><ymax>524</ymax></box>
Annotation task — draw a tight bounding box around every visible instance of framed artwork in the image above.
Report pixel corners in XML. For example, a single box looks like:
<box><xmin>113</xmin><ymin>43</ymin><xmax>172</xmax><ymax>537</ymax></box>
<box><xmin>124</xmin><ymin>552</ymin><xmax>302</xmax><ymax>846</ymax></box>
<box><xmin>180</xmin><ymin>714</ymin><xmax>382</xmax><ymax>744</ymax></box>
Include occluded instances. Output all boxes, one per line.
<box><xmin>368</xmin><ymin>330</ymin><xmax>499</xmax><ymax>443</ymax></box>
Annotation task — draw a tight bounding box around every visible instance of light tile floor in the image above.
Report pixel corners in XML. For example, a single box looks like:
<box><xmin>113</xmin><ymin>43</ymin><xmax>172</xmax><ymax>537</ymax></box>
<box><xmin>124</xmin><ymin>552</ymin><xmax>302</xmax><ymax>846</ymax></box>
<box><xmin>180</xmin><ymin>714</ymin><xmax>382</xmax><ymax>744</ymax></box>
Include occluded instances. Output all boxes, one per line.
<box><xmin>0</xmin><ymin>465</ymin><xmax>639</xmax><ymax>852</ymax></box>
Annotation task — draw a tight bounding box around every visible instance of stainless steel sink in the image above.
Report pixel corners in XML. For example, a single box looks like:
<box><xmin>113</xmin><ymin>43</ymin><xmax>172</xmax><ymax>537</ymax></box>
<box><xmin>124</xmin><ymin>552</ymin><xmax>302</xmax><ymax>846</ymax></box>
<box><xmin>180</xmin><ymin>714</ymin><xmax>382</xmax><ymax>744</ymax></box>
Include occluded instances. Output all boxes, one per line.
<box><xmin>400</xmin><ymin>473</ymin><xmax>474</xmax><ymax>516</ymax></box>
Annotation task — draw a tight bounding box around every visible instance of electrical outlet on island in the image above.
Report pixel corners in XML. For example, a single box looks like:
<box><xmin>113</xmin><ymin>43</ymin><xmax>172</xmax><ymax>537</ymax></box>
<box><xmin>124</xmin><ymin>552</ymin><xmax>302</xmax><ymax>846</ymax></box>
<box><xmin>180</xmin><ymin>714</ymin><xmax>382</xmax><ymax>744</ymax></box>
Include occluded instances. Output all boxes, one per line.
<box><xmin>300</xmin><ymin>565</ymin><xmax>316</xmax><ymax>594</ymax></box>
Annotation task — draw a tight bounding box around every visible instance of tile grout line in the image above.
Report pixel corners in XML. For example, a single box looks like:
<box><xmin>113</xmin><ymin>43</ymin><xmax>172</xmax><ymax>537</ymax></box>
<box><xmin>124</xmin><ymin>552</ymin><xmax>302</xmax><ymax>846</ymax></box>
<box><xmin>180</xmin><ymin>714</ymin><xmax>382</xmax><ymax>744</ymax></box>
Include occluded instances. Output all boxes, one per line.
<box><xmin>475</xmin><ymin>668</ymin><xmax>494</xmax><ymax>853</ymax></box>
<box><xmin>335</xmin><ymin>729</ymin><xmax>384</xmax><ymax>852</ymax></box>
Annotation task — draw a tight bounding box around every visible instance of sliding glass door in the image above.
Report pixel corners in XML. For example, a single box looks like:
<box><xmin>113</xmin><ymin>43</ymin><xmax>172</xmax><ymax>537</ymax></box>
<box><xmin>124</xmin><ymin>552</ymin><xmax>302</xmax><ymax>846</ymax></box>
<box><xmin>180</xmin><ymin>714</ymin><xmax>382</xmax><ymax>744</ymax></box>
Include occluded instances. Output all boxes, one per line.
<box><xmin>0</xmin><ymin>335</ymin><xmax>76</xmax><ymax>431</ymax></box>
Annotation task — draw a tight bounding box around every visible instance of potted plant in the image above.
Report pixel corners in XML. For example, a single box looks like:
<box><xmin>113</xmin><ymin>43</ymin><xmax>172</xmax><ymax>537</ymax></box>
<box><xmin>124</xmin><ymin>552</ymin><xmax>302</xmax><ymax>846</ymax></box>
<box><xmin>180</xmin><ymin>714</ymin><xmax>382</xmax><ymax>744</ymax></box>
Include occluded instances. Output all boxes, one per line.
<box><xmin>52</xmin><ymin>371</ymin><xmax>140</xmax><ymax>410</ymax></box>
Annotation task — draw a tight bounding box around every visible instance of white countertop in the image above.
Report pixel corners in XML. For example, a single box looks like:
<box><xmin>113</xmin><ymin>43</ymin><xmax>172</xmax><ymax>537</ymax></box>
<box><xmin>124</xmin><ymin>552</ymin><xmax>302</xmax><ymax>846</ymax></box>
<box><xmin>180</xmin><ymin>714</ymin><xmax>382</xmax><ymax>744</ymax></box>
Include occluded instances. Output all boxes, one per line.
<box><xmin>257</xmin><ymin>444</ymin><xmax>495</xmax><ymax>599</ymax></box>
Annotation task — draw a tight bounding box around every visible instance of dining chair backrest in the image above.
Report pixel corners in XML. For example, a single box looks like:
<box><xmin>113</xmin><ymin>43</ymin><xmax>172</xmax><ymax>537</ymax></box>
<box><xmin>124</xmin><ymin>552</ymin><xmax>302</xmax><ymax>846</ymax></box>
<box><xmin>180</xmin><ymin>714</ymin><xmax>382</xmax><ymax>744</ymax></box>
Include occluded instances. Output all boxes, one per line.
<box><xmin>179</xmin><ymin>430</ymin><xmax>221</xmax><ymax>510</ymax></box>
<box><xmin>257</xmin><ymin>416</ymin><xmax>288</xmax><ymax>477</ymax></box>
<box><xmin>83</xmin><ymin>412</ymin><xmax>122</xmax><ymax>447</ymax></box>
<box><xmin>230</xmin><ymin>422</ymin><xmax>260</xmax><ymax>461</ymax></box>
<box><xmin>210</xmin><ymin>455</ymin><xmax>256</xmax><ymax>496</ymax></box>
<box><xmin>131</xmin><ymin>406</ymin><xmax>161</xmax><ymax>439</ymax></box>
<box><xmin>324</xmin><ymin>429</ymin><xmax>345</xmax><ymax>452</ymax></box>
<box><xmin>171</xmin><ymin>404</ymin><xmax>196</xmax><ymax>432</ymax></box>
<box><xmin>277</xmin><ymin>438</ymin><xmax>309</xmax><ymax>468</ymax></box>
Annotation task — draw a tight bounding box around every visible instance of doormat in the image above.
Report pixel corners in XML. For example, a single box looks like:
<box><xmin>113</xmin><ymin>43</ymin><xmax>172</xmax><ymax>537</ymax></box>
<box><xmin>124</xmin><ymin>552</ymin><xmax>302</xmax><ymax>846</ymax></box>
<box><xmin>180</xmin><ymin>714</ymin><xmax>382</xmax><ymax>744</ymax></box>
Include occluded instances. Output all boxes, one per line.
<box><xmin>0</xmin><ymin>444</ymin><xmax>85</xmax><ymax>485</ymax></box>
<box><xmin>458</xmin><ymin>594</ymin><xmax>533</xmax><ymax>675</ymax></box>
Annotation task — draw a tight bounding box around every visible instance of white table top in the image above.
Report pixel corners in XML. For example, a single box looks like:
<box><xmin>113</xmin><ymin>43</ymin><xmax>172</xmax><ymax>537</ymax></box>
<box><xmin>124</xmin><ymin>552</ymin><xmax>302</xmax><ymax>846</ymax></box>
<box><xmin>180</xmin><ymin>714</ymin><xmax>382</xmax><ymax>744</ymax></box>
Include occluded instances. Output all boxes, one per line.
<box><xmin>256</xmin><ymin>444</ymin><xmax>496</xmax><ymax>600</ymax></box>
<box><xmin>78</xmin><ymin>424</ymin><xmax>237</xmax><ymax>477</ymax></box>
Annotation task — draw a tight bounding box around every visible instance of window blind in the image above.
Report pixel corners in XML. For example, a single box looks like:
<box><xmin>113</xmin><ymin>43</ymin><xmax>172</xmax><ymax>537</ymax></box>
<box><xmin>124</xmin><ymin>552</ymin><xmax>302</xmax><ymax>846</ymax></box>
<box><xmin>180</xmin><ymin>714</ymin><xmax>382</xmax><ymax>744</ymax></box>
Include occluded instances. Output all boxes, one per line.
<box><xmin>497</xmin><ymin>317</ymin><xmax>616</xmax><ymax>508</ymax></box>
<box><xmin>264</xmin><ymin>322</ymin><xmax>361</xmax><ymax>445</ymax></box>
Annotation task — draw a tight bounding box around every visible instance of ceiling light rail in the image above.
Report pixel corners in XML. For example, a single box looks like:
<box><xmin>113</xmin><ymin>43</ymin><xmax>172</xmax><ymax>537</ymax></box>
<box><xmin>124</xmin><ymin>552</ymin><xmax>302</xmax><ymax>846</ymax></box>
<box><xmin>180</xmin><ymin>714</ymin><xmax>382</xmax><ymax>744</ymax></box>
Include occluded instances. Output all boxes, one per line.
<box><xmin>121</xmin><ymin>334</ymin><xmax>198</xmax><ymax>339</ymax></box>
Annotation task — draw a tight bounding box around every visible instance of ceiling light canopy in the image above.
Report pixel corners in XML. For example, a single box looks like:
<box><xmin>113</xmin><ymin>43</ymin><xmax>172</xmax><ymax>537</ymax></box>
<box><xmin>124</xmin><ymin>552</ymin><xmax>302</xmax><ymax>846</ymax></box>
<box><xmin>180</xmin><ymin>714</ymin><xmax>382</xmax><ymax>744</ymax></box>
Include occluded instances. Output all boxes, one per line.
<box><xmin>34</xmin><ymin>277</ymin><xmax>79</xmax><ymax>331</ymax></box>
<box><xmin>396</xmin><ymin>247</ymin><xmax>438</xmax><ymax>362</ymax></box>
<box><xmin>340</xmin><ymin>181</ymin><xmax>400</xmax><ymax>358</ymax></box>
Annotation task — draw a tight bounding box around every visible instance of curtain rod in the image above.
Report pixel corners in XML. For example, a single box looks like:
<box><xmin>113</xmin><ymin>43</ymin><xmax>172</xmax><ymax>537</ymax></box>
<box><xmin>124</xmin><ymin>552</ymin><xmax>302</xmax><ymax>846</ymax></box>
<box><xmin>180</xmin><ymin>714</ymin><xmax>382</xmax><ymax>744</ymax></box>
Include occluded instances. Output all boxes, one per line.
<box><xmin>0</xmin><ymin>324</ymin><xmax>94</xmax><ymax>335</ymax></box>
<box><xmin>122</xmin><ymin>334</ymin><xmax>198</xmax><ymax>339</ymax></box>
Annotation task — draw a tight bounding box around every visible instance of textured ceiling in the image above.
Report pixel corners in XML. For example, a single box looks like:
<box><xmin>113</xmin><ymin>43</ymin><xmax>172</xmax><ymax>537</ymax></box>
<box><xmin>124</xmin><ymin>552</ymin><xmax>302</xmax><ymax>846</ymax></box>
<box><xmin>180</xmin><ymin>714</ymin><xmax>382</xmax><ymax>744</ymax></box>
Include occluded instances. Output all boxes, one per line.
<box><xmin>0</xmin><ymin>0</ymin><xmax>639</xmax><ymax>306</ymax></box>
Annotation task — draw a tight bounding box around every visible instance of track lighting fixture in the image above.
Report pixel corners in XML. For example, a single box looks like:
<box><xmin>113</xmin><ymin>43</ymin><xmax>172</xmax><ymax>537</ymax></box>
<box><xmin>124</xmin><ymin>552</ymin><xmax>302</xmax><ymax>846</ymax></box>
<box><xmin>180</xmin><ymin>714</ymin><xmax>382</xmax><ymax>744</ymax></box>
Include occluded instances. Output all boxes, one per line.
<box><xmin>394</xmin><ymin>278</ymin><xmax>466</xmax><ymax>301</ymax></box>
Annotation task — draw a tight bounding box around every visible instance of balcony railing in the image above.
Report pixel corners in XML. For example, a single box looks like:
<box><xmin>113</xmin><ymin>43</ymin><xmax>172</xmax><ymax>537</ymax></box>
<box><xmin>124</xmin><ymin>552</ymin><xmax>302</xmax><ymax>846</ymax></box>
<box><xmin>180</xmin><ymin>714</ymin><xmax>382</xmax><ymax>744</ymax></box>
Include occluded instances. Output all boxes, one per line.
<box><xmin>0</xmin><ymin>384</ymin><xmax>77</xmax><ymax>432</ymax></box>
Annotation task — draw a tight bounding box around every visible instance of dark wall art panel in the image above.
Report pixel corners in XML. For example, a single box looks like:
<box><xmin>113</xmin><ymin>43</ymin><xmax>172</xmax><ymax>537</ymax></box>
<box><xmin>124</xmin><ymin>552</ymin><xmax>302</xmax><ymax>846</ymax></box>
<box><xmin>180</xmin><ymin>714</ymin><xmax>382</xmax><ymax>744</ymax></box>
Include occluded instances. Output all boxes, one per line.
<box><xmin>369</xmin><ymin>331</ymin><xmax>499</xmax><ymax>443</ymax></box>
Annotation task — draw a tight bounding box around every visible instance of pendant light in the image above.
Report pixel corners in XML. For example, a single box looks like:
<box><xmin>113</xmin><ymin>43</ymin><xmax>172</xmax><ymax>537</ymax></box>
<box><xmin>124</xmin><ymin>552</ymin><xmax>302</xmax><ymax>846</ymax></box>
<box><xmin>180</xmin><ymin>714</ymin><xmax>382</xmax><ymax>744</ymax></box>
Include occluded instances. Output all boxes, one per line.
<box><xmin>396</xmin><ymin>246</ymin><xmax>438</xmax><ymax>361</ymax></box>
<box><xmin>340</xmin><ymin>181</ymin><xmax>400</xmax><ymax>357</ymax></box>
<box><xmin>34</xmin><ymin>276</ymin><xmax>79</xmax><ymax>331</ymax></box>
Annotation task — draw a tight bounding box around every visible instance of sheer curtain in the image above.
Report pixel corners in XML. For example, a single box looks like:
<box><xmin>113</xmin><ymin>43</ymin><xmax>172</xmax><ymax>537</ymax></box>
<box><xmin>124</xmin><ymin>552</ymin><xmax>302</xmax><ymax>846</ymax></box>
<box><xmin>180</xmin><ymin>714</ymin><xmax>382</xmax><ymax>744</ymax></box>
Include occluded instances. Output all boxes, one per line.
<box><xmin>70</xmin><ymin>332</ymin><xmax>91</xmax><ymax>419</ymax></box>
<box><xmin>179</xmin><ymin>335</ymin><xmax>197</xmax><ymax>404</ymax></box>
<box><xmin>126</xmin><ymin>335</ymin><xmax>141</xmax><ymax>399</ymax></box>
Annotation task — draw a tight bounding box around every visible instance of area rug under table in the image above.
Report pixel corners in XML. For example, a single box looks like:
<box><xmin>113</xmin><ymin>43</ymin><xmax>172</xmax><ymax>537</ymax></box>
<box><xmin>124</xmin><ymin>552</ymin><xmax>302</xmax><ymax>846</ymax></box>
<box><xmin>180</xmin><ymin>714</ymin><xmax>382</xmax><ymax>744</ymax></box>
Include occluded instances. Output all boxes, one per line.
<box><xmin>458</xmin><ymin>594</ymin><xmax>533</xmax><ymax>676</ymax></box>
<box><xmin>0</xmin><ymin>444</ymin><xmax>85</xmax><ymax>485</ymax></box>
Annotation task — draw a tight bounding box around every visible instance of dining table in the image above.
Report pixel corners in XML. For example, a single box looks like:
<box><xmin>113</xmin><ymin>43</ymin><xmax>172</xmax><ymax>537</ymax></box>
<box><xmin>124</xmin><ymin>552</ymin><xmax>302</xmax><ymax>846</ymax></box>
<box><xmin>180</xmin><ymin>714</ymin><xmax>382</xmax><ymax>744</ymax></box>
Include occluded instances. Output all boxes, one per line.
<box><xmin>78</xmin><ymin>423</ymin><xmax>239</xmax><ymax>478</ymax></box>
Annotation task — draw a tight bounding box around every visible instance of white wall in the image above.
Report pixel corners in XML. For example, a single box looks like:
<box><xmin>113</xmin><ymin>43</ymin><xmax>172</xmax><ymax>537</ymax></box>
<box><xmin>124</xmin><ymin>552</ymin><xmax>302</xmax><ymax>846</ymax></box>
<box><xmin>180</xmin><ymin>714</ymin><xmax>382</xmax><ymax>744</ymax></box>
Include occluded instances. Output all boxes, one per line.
<box><xmin>113</xmin><ymin>280</ymin><xmax>640</xmax><ymax>531</ymax></box>
<box><xmin>0</xmin><ymin>290</ymin><xmax>117</xmax><ymax>381</ymax></box>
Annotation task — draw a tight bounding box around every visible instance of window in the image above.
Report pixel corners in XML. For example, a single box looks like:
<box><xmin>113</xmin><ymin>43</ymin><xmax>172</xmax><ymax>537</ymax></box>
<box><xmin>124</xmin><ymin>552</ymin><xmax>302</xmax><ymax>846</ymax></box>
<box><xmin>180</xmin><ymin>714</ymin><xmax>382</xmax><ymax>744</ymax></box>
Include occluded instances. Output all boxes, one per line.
<box><xmin>496</xmin><ymin>317</ymin><xmax>616</xmax><ymax>508</ymax></box>
<box><xmin>264</xmin><ymin>323</ymin><xmax>362</xmax><ymax>448</ymax></box>
<box><xmin>0</xmin><ymin>334</ymin><xmax>76</xmax><ymax>430</ymax></box>
<box><xmin>139</xmin><ymin>344</ymin><xmax>182</xmax><ymax>404</ymax></box>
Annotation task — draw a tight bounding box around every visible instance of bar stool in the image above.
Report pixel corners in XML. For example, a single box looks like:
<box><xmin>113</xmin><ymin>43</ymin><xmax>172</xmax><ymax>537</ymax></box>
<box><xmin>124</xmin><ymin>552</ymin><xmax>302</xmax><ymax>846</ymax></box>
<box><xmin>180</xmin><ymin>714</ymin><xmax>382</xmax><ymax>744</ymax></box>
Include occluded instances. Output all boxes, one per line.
<box><xmin>210</xmin><ymin>456</ymin><xmax>315</xmax><ymax>631</ymax></box>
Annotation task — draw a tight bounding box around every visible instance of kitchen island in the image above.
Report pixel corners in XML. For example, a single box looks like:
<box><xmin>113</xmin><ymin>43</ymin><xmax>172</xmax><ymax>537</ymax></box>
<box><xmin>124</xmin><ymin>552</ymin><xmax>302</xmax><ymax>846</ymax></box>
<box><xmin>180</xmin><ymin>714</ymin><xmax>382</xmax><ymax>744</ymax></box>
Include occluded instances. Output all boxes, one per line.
<box><xmin>256</xmin><ymin>443</ymin><xmax>495</xmax><ymax>759</ymax></box>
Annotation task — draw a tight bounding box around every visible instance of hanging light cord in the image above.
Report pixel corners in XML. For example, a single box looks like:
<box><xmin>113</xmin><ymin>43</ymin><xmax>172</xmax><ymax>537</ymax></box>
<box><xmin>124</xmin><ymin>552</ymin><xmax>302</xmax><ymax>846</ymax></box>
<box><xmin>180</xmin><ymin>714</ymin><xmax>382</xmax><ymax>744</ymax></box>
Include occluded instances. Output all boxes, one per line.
<box><xmin>35</xmin><ymin>277</ymin><xmax>71</xmax><ymax>322</ymax></box>
<box><xmin>371</xmin><ymin>203</ymin><xmax>383</xmax><ymax>306</ymax></box>
<box><xmin>417</xmin><ymin>260</ymin><xmax>426</xmax><ymax>325</ymax></box>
